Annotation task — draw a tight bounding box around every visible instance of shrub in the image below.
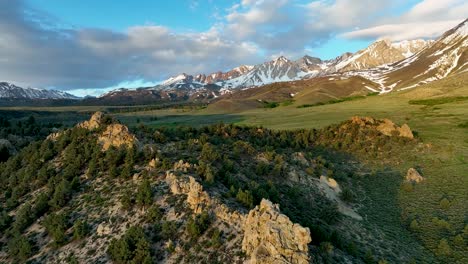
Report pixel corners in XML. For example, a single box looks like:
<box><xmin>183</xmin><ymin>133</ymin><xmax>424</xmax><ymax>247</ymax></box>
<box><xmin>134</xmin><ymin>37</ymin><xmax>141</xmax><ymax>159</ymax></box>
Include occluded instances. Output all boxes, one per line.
<box><xmin>73</xmin><ymin>219</ymin><xmax>89</xmax><ymax>240</ymax></box>
<box><xmin>0</xmin><ymin>209</ymin><xmax>12</xmax><ymax>232</ymax></box>
<box><xmin>107</xmin><ymin>226</ymin><xmax>152</xmax><ymax>263</ymax></box>
<box><xmin>236</xmin><ymin>189</ymin><xmax>254</xmax><ymax>208</ymax></box>
<box><xmin>145</xmin><ymin>205</ymin><xmax>163</xmax><ymax>223</ymax></box>
<box><xmin>121</xmin><ymin>191</ymin><xmax>133</xmax><ymax>210</ymax></box>
<box><xmin>136</xmin><ymin>179</ymin><xmax>152</xmax><ymax>208</ymax></box>
<box><xmin>200</xmin><ymin>143</ymin><xmax>220</xmax><ymax>163</ymax></box>
<box><xmin>49</xmin><ymin>179</ymin><xmax>72</xmax><ymax>209</ymax></box>
<box><xmin>161</xmin><ymin>221</ymin><xmax>178</xmax><ymax>240</ymax></box>
<box><xmin>436</xmin><ymin>238</ymin><xmax>452</xmax><ymax>256</ymax></box>
<box><xmin>186</xmin><ymin>211</ymin><xmax>211</xmax><ymax>240</ymax></box>
<box><xmin>13</xmin><ymin>203</ymin><xmax>33</xmax><ymax>233</ymax></box>
<box><xmin>339</xmin><ymin>187</ymin><xmax>356</xmax><ymax>203</ymax></box>
<box><xmin>43</xmin><ymin>212</ymin><xmax>68</xmax><ymax>245</ymax></box>
<box><xmin>7</xmin><ymin>235</ymin><xmax>32</xmax><ymax>261</ymax></box>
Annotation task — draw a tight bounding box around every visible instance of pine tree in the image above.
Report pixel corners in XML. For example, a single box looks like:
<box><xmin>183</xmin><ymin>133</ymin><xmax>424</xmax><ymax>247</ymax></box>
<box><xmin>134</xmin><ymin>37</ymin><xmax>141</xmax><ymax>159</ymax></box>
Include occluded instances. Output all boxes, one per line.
<box><xmin>136</xmin><ymin>179</ymin><xmax>152</xmax><ymax>208</ymax></box>
<box><xmin>436</xmin><ymin>238</ymin><xmax>452</xmax><ymax>256</ymax></box>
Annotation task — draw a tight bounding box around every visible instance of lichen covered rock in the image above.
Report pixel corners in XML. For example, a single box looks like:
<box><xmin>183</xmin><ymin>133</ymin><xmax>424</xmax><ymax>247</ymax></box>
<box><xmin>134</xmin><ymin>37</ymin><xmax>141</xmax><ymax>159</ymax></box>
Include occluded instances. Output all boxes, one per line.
<box><xmin>165</xmin><ymin>171</ymin><xmax>311</xmax><ymax>263</ymax></box>
<box><xmin>242</xmin><ymin>199</ymin><xmax>311</xmax><ymax>264</ymax></box>
<box><xmin>77</xmin><ymin>111</ymin><xmax>104</xmax><ymax>130</ymax></box>
<box><xmin>406</xmin><ymin>168</ymin><xmax>424</xmax><ymax>183</ymax></box>
<box><xmin>351</xmin><ymin>116</ymin><xmax>414</xmax><ymax>139</ymax></box>
<box><xmin>98</xmin><ymin>123</ymin><xmax>137</xmax><ymax>151</ymax></box>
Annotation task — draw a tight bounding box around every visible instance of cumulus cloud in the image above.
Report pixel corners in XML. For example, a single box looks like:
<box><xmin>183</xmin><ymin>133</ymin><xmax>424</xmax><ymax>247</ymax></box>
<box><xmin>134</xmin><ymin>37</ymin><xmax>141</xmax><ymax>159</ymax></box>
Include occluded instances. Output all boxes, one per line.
<box><xmin>0</xmin><ymin>0</ymin><xmax>260</xmax><ymax>90</ymax></box>
<box><xmin>342</xmin><ymin>20</ymin><xmax>462</xmax><ymax>41</ymax></box>
<box><xmin>0</xmin><ymin>0</ymin><xmax>465</xmax><ymax>93</ymax></box>
<box><xmin>343</xmin><ymin>0</ymin><xmax>468</xmax><ymax>41</ymax></box>
<box><xmin>222</xmin><ymin>0</ymin><xmax>398</xmax><ymax>55</ymax></box>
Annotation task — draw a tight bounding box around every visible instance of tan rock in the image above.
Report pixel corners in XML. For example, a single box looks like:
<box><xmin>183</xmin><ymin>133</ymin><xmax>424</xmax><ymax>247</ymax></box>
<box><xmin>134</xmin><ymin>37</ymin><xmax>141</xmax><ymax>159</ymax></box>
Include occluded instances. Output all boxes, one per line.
<box><xmin>351</xmin><ymin>116</ymin><xmax>414</xmax><ymax>139</ymax></box>
<box><xmin>173</xmin><ymin>160</ymin><xmax>192</xmax><ymax>172</ymax></box>
<box><xmin>148</xmin><ymin>158</ymin><xmax>158</xmax><ymax>168</ymax></box>
<box><xmin>186</xmin><ymin>177</ymin><xmax>211</xmax><ymax>214</ymax></box>
<box><xmin>242</xmin><ymin>199</ymin><xmax>311</xmax><ymax>264</ymax></box>
<box><xmin>96</xmin><ymin>223</ymin><xmax>112</xmax><ymax>235</ymax></box>
<box><xmin>46</xmin><ymin>132</ymin><xmax>62</xmax><ymax>141</ymax></box>
<box><xmin>398</xmin><ymin>124</ymin><xmax>414</xmax><ymax>139</ymax></box>
<box><xmin>165</xmin><ymin>172</ymin><xmax>210</xmax><ymax>214</ymax></box>
<box><xmin>320</xmin><ymin>176</ymin><xmax>341</xmax><ymax>193</ymax></box>
<box><xmin>406</xmin><ymin>168</ymin><xmax>424</xmax><ymax>183</ymax></box>
<box><xmin>165</xmin><ymin>174</ymin><xmax>311</xmax><ymax>263</ymax></box>
<box><xmin>98</xmin><ymin>124</ymin><xmax>137</xmax><ymax>151</ymax></box>
<box><xmin>293</xmin><ymin>152</ymin><xmax>309</xmax><ymax>166</ymax></box>
<box><xmin>77</xmin><ymin>112</ymin><xmax>104</xmax><ymax>130</ymax></box>
<box><xmin>376</xmin><ymin>118</ymin><xmax>397</xmax><ymax>137</ymax></box>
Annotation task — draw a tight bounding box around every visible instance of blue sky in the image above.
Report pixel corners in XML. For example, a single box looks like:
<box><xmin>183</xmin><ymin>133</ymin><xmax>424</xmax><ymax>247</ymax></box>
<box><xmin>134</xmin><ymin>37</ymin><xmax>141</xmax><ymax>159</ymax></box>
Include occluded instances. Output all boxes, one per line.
<box><xmin>0</xmin><ymin>0</ymin><xmax>466</xmax><ymax>96</ymax></box>
<box><xmin>26</xmin><ymin>0</ymin><xmax>231</xmax><ymax>32</ymax></box>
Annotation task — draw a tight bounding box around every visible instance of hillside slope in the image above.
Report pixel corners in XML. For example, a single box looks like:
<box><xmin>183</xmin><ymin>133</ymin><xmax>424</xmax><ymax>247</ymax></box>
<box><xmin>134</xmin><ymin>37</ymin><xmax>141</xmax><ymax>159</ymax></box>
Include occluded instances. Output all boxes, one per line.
<box><xmin>0</xmin><ymin>112</ymin><xmax>437</xmax><ymax>263</ymax></box>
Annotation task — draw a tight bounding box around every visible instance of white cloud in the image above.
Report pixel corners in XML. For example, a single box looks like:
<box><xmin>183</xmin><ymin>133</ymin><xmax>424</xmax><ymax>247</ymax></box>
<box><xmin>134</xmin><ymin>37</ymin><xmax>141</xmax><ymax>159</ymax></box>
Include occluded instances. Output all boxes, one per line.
<box><xmin>0</xmin><ymin>0</ymin><xmax>465</xmax><ymax>91</ymax></box>
<box><xmin>0</xmin><ymin>1</ymin><xmax>261</xmax><ymax>90</ymax></box>
<box><xmin>342</xmin><ymin>20</ymin><xmax>462</xmax><ymax>41</ymax></box>
<box><xmin>343</xmin><ymin>0</ymin><xmax>468</xmax><ymax>40</ymax></box>
<box><xmin>67</xmin><ymin>79</ymin><xmax>162</xmax><ymax>97</ymax></box>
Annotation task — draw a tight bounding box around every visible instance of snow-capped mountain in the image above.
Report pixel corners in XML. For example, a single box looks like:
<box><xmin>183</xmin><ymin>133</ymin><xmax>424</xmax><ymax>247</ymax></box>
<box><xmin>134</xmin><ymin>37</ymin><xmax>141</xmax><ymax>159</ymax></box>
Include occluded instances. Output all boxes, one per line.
<box><xmin>349</xmin><ymin>18</ymin><xmax>467</xmax><ymax>92</ymax></box>
<box><xmin>294</xmin><ymin>55</ymin><xmax>323</xmax><ymax>72</ymax></box>
<box><xmin>194</xmin><ymin>65</ymin><xmax>254</xmax><ymax>84</ymax></box>
<box><xmin>0</xmin><ymin>82</ymin><xmax>79</xmax><ymax>99</ymax></box>
<box><xmin>219</xmin><ymin>56</ymin><xmax>310</xmax><ymax>88</ymax></box>
<box><xmin>100</xmin><ymin>18</ymin><xmax>467</xmax><ymax>101</ymax></box>
<box><xmin>330</xmin><ymin>39</ymin><xmax>432</xmax><ymax>73</ymax></box>
<box><xmin>158</xmin><ymin>74</ymin><xmax>206</xmax><ymax>90</ymax></box>
<box><xmin>156</xmin><ymin>38</ymin><xmax>432</xmax><ymax>91</ymax></box>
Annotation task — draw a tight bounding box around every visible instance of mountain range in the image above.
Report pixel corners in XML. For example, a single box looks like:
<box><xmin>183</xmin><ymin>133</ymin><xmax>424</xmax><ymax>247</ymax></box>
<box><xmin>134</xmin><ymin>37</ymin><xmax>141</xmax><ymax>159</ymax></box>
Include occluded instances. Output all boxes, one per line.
<box><xmin>0</xmin><ymin>82</ymin><xmax>78</xmax><ymax>100</ymax></box>
<box><xmin>0</xmin><ymin>19</ymin><xmax>466</xmax><ymax>104</ymax></box>
<box><xmin>99</xmin><ymin>19</ymin><xmax>465</xmax><ymax>105</ymax></box>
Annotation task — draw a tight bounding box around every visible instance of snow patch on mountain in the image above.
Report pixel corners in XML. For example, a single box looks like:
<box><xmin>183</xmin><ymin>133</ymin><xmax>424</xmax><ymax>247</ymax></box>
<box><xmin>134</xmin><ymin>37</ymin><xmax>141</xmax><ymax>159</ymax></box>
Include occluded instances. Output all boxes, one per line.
<box><xmin>0</xmin><ymin>82</ymin><xmax>79</xmax><ymax>99</ymax></box>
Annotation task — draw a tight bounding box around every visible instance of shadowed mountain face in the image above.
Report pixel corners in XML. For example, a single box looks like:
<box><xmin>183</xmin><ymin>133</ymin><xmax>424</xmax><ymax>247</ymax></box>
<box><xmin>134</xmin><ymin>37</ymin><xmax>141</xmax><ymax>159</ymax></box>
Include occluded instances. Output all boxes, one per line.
<box><xmin>0</xmin><ymin>82</ymin><xmax>78</xmax><ymax>100</ymax></box>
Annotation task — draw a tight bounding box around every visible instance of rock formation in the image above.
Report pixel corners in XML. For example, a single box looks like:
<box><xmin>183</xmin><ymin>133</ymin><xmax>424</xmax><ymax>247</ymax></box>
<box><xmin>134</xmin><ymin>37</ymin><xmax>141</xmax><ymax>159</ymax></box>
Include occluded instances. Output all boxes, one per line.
<box><xmin>165</xmin><ymin>172</ymin><xmax>244</xmax><ymax>225</ymax></box>
<box><xmin>242</xmin><ymin>199</ymin><xmax>311</xmax><ymax>264</ymax></box>
<box><xmin>165</xmin><ymin>169</ymin><xmax>312</xmax><ymax>263</ymax></box>
<box><xmin>320</xmin><ymin>176</ymin><xmax>341</xmax><ymax>193</ymax></box>
<box><xmin>77</xmin><ymin>111</ymin><xmax>104</xmax><ymax>130</ymax></box>
<box><xmin>350</xmin><ymin>116</ymin><xmax>414</xmax><ymax>139</ymax></box>
<box><xmin>406</xmin><ymin>168</ymin><xmax>424</xmax><ymax>183</ymax></box>
<box><xmin>98</xmin><ymin>124</ymin><xmax>137</xmax><ymax>151</ymax></box>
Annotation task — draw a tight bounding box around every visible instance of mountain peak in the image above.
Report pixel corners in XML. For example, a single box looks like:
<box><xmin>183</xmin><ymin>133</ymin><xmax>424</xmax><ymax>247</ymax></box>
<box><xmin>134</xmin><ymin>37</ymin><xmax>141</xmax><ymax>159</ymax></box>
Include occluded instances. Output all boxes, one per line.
<box><xmin>273</xmin><ymin>56</ymin><xmax>290</xmax><ymax>63</ymax></box>
<box><xmin>0</xmin><ymin>82</ymin><xmax>79</xmax><ymax>99</ymax></box>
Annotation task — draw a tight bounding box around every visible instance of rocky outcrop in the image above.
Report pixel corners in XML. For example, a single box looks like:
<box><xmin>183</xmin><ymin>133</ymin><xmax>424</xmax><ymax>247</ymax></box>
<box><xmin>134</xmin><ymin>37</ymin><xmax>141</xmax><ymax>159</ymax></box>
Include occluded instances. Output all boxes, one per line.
<box><xmin>406</xmin><ymin>168</ymin><xmax>424</xmax><ymax>183</ymax></box>
<box><xmin>165</xmin><ymin>172</ymin><xmax>244</xmax><ymax>225</ymax></box>
<box><xmin>350</xmin><ymin>116</ymin><xmax>414</xmax><ymax>139</ymax></box>
<box><xmin>96</xmin><ymin>222</ymin><xmax>112</xmax><ymax>235</ymax></box>
<box><xmin>77</xmin><ymin>112</ymin><xmax>104</xmax><ymax>130</ymax></box>
<box><xmin>242</xmin><ymin>199</ymin><xmax>311</xmax><ymax>264</ymax></box>
<box><xmin>98</xmin><ymin>124</ymin><xmax>137</xmax><ymax>151</ymax></box>
<box><xmin>320</xmin><ymin>176</ymin><xmax>341</xmax><ymax>193</ymax></box>
<box><xmin>165</xmin><ymin>170</ymin><xmax>312</xmax><ymax>263</ymax></box>
<box><xmin>376</xmin><ymin>119</ymin><xmax>414</xmax><ymax>139</ymax></box>
<box><xmin>173</xmin><ymin>160</ymin><xmax>192</xmax><ymax>172</ymax></box>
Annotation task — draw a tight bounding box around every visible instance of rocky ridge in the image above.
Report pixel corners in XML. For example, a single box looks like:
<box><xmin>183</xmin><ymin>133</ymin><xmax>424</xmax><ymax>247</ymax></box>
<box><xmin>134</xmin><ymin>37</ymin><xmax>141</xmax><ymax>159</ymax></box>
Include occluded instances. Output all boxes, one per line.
<box><xmin>242</xmin><ymin>199</ymin><xmax>311</xmax><ymax>264</ymax></box>
<box><xmin>77</xmin><ymin>112</ymin><xmax>138</xmax><ymax>150</ymax></box>
<box><xmin>350</xmin><ymin>116</ymin><xmax>414</xmax><ymax>139</ymax></box>
<box><xmin>0</xmin><ymin>82</ymin><xmax>79</xmax><ymax>100</ymax></box>
<box><xmin>165</xmin><ymin>167</ymin><xmax>312</xmax><ymax>263</ymax></box>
